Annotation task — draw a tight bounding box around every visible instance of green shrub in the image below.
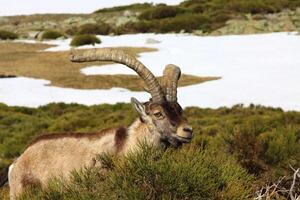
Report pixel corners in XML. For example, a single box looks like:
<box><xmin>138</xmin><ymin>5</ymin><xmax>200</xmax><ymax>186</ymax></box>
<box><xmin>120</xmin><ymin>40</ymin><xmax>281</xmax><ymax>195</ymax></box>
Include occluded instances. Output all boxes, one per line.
<box><xmin>157</xmin><ymin>13</ymin><xmax>210</xmax><ymax>33</ymax></box>
<box><xmin>0</xmin><ymin>30</ymin><xmax>18</xmax><ymax>40</ymax></box>
<box><xmin>119</xmin><ymin>21</ymin><xmax>155</xmax><ymax>34</ymax></box>
<box><xmin>122</xmin><ymin>13</ymin><xmax>210</xmax><ymax>33</ymax></box>
<box><xmin>94</xmin><ymin>3</ymin><xmax>152</xmax><ymax>13</ymax></box>
<box><xmin>64</xmin><ymin>26</ymin><xmax>78</xmax><ymax>36</ymax></box>
<box><xmin>139</xmin><ymin>6</ymin><xmax>181</xmax><ymax>20</ymax></box>
<box><xmin>70</xmin><ymin>34</ymin><xmax>101</xmax><ymax>47</ymax></box>
<box><xmin>260</xmin><ymin>127</ymin><xmax>300</xmax><ymax>165</ymax></box>
<box><xmin>1</xmin><ymin>103</ymin><xmax>300</xmax><ymax>199</ymax></box>
<box><xmin>77</xmin><ymin>23</ymin><xmax>111</xmax><ymax>35</ymax></box>
<box><xmin>19</xmin><ymin>145</ymin><xmax>253</xmax><ymax>200</ymax></box>
<box><xmin>41</xmin><ymin>30</ymin><xmax>64</xmax><ymax>40</ymax></box>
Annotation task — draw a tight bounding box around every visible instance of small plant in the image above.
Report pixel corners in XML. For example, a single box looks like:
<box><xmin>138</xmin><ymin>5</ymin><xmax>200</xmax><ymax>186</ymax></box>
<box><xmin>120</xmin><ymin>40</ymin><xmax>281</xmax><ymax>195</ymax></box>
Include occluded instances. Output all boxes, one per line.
<box><xmin>70</xmin><ymin>34</ymin><xmax>101</xmax><ymax>47</ymax></box>
<box><xmin>157</xmin><ymin>14</ymin><xmax>209</xmax><ymax>33</ymax></box>
<box><xmin>139</xmin><ymin>5</ymin><xmax>181</xmax><ymax>20</ymax></box>
<box><xmin>77</xmin><ymin>23</ymin><xmax>111</xmax><ymax>35</ymax></box>
<box><xmin>120</xmin><ymin>21</ymin><xmax>155</xmax><ymax>34</ymax></box>
<box><xmin>94</xmin><ymin>3</ymin><xmax>152</xmax><ymax>13</ymax></box>
<box><xmin>0</xmin><ymin>30</ymin><xmax>18</xmax><ymax>40</ymax></box>
<box><xmin>41</xmin><ymin>30</ymin><xmax>64</xmax><ymax>40</ymax></box>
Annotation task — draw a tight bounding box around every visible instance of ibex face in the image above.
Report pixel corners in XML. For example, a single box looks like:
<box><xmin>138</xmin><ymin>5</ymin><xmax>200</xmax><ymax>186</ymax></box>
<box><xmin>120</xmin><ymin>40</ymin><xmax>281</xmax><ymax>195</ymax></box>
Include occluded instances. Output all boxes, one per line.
<box><xmin>70</xmin><ymin>48</ymin><xmax>194</xmax><ymax>147</ymax></box>
<box><xmin>132</xmin><ymin>98</ymin><xmax>192</xmax><ymax>148</ymax></box>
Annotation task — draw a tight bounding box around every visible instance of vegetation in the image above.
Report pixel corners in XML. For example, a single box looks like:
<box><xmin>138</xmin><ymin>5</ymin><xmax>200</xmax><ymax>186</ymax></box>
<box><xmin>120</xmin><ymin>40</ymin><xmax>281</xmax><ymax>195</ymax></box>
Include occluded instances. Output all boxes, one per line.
<box><xmin>114</xmin><ymin>0</ymin><xmax>300</xmax><ymax>34</ymax></box>
<box><xmin>0</xmin><ymin>42</ymin><xmax>216</xmax><ymax>90</ymax></box>
<box><xmin>41</xmin><ymin>30</ymin><xmax>64</xmax><ymax>40</ymax></box>
<box><xmin>0</xmin><ymin>103</ymin><xmax>299</xmax><ymax>199</ymax></box>
<box><xmin>77</xmin><ymin>23</ymin><xmax>111</xmax><ymax>35</ymax></box>
<box><xmin>1</xmin><ymin>1</ymin><xmax>300</xmax><ymax>38</ymax></box>
<box><xmin>94</xmin><ymin>3</ymin><xmax>153</xmax><ymax>13</ymax></box>
<box><xmin>70</xmin><ymin>34</ymin><xmax>101</xmax><ymax>47</ymax></box>
<box><xmin>19</xmin><ymin>145</ymin><xmax>253</xmax><ymax>200</ymax></box>
<box><xmin>0</xmin><ymin>30</ymin><xmax>18</xmax><ymax>40</ymax></box>
<box><xmin>138</xmin><ymin>5</ymin><xmax>182</xmax><ymax>20</ymax></box>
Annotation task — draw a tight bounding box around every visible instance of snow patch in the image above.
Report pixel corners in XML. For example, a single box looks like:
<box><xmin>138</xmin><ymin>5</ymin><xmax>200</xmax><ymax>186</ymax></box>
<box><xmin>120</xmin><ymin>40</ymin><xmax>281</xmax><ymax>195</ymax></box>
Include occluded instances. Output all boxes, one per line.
<box><xmin>2</xmin><ymin>32</ymin><xmax>300</xmax><ymax>111</ymax></box>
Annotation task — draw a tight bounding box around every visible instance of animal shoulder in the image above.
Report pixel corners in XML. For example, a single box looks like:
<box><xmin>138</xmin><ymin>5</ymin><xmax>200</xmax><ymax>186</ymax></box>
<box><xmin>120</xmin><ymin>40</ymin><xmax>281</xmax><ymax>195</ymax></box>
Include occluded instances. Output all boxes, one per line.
<box><xmin>27</xmin><ymin>127</ymin><xmax>127</xmax><ymax>147</ymax></box>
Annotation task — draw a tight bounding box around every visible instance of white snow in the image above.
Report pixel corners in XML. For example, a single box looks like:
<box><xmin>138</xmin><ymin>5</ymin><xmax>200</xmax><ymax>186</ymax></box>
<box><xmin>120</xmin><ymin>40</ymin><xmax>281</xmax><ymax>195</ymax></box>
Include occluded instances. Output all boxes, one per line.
<box><xmin>0</xmin><ymin>77</ymin><xmax>149</xmax><ymax>107</ymax></box>
<box><xmin>1</xmin><ymin>32</ymin><xmax>300</xmax><ymax>111</ymax></box>
<box><xmin>81</xmin><ymin>64</ymin><xmax>136</xmax><ymax>75</ymax></box>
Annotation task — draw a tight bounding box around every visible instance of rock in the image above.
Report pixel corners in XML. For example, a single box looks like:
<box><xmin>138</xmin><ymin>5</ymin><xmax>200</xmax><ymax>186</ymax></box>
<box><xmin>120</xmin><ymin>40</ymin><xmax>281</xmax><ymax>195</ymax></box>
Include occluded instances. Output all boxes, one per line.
<box><xmin>64</xmin><ymin>17</ymin><xmax>96</xmax><ymax>26</ymax></box>
<box><xmin>145</xmin><ymin>38</ymin><xmax>161</xmax><ymax>44</ymax></box>
<box><xmin>0</xmin><ymin>74</ymin><xmax>16</xmax><ymax>78</ymax></box>
<box><xmin>193</xmin><ymin>30</ymin><xmax>204</xmax><ymax>36</ymax></box>
<box><xmin>123</xmin><ymin>10</ymin><xmax>134</xmax><ymax>17</ymax></box>
<box><xmin>36</xmin><ymin>31</ymin><xmax>45</xmax><ymax>41</ymax></box>
<box><xmin>0</xmin><ymin>17</ymin><xmax>9</xmax><ymax>23</ymax></box>
<box><xmin>27</xmin><ymin>31</ymin><xmax>41</xmax><ymax>39</ymax></box>
<box><xmin>179</xmin><ymin>29</ymin><xmax>186</xmax><ymax>34</ymax></box>
<box><xmin>64</xmin><ymin>17</ymin><xmax>84</xmax><ymax>25</ymax></box>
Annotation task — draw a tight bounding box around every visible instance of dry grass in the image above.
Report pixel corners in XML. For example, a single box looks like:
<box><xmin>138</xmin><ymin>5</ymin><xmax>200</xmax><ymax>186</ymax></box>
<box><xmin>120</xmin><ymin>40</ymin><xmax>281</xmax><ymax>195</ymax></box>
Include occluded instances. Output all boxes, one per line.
<box><xmin>0</xmin><ymin>42</ymin><xmax>219</xmax><ymax>91</ymax></box>
<box><xmin>0</xmin><ymin>187</ymin><xmax>9</xmax><ymax>200</ymax></box>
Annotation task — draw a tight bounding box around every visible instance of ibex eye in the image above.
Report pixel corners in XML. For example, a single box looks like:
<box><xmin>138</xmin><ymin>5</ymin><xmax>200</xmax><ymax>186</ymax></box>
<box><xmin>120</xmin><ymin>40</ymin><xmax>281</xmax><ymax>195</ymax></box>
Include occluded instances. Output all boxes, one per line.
<box><xmin>154</xmin><ymin>112</ymin><xmax>163</xmax><ymax>118</ymax></box>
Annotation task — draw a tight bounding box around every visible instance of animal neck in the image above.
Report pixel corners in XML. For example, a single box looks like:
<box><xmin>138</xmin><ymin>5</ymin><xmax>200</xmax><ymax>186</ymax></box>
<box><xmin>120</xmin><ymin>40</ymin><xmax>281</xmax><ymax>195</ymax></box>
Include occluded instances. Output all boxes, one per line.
<box><xmin>121</xmin><ymin>118</ymin><xmax>161</xmax><ymax>155</ymax></box>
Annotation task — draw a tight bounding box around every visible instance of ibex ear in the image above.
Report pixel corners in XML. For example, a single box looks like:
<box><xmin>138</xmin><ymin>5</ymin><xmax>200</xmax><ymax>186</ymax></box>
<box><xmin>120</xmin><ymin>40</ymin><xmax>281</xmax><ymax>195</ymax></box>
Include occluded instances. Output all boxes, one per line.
<box><xmin>131</xmin><ymin>97</ymin><xmax>147</xmax><ymax>120</ymax></box>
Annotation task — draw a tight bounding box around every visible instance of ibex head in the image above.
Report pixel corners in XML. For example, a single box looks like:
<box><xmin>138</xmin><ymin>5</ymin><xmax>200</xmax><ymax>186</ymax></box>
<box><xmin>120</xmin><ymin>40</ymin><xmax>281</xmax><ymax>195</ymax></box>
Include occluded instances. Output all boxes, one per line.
<box><xmin>70</xmin><ymin>48</ymin><xmax>193</xmax><ymax>147</ymax></box>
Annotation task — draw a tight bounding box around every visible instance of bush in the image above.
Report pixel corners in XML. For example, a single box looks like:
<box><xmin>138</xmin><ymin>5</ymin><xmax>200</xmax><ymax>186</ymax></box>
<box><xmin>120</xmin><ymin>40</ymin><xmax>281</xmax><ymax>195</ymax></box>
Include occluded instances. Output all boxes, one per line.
<box><xmin>139</xmin><ymin>5</ymin><xmax>181</xmax><ymax>20</ymax></box>
<box><xmin>261</xmin><ymin>127</ymin><xmax>300</xmax><ymax>165</ymax></box>
<box><xmin>94</xmin><ymin>3</ymin><xmax>152</xmax><ymax>13</ymax></box>
<box><xmin>1</xmin><ymin>103</ymin><xmax>300</xmax><ymax>199</ymax></box>
<box><xmin>0</xmin><ymin>30</ymin><xmax>18</xmax><ymax>40</ymax></box>
<box><xmin>119</xmin><ymin>21</ymin><xmax>155</xmax><ymax>34</ymax></box>
<box><xmin>70</xmin><ymin>34</ymin><xmax>101</xmax><ymax>47</ymax></box>
<box><xmin>77</xmin><ymin>23</ymin><xmax>111</xmax><ymax>35</ymax></box>
<box><xmin>41</xmin><ymin>30</ymin><xmax>64</xmax><ymax>40</ymax></box>
<box><xmin>19</xmin><ymin>145</ymin><xmax>253</xmax><ymax>200</ymax></box>
<box><xmin>64</xmin><ymin>26</ymin><xmax>78</xmax><ymax>36</ymax></box>
<box><xmin>157</xmin><ymin>14</ymin><xmax>210</xmax><ymax>33</ymax></box>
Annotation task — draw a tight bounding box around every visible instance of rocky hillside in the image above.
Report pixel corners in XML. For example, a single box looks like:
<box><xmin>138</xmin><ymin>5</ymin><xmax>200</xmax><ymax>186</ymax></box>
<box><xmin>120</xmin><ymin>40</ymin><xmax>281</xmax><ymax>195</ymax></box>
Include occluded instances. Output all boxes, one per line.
<box><xmin>1</xmin><ymin>1</ymin><xmax>300</xmax><ymax>40</ymax></box>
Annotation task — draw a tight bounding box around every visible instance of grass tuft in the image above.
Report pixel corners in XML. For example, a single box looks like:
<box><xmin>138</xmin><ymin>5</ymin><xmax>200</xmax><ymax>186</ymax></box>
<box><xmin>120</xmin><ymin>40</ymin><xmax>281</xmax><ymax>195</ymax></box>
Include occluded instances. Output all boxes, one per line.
<box><xmin>41</xmin><ymin>30</ymin><xmax>65</xmax><ymax>40</ymax></box>
<box><xmin>77</xmin><ymin>23</ymin><xmax>111</xmax><ymax>35</ymax></box>
<box><xmin>70</xmin><ymin>34</ymin><xmax>101</xmax><ymax>47</ymax></box>
<box><xmin>0</xmin><ymin>30</ymin><xmax>18</xmax><ymax>40</ymax></box>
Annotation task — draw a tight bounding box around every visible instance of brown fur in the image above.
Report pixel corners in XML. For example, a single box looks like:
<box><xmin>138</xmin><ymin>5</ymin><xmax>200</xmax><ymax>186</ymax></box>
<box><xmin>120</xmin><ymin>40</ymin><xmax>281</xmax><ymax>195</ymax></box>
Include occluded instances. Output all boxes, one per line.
<box><xmin>114</xmin><ymin>127</ymin><xmax>128</xmax><ymax>153</ymax></box>
<box><xmin>28</xmin><ymin>127</ymin><xmax>115</xmax><ymax>147</ymax></box>
<box><xmin>21</xmin><ymin>174</ymin><xmax>40</xmax><ymax>188</ymax></box>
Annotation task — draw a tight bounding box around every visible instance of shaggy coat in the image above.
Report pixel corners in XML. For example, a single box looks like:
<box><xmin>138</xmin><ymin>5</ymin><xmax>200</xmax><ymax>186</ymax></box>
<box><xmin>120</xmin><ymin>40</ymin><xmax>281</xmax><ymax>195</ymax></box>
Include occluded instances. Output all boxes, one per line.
<box><xmin>8</xmin><ymin>118</ymin><xmax>162</xmax><ymax>199</ymax></box>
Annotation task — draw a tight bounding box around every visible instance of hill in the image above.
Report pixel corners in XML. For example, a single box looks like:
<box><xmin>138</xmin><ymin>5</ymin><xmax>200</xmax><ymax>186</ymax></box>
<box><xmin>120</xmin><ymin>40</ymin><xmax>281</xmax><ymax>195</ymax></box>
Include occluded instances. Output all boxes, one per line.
<box><xmin>1</xmin><ymin>1</ymin><xmax>300</xmax><ymax>40</ymax></box>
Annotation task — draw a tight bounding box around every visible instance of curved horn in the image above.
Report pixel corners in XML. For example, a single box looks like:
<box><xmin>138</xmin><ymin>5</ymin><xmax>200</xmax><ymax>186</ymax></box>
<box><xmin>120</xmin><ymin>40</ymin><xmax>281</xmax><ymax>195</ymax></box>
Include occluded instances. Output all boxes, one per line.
<box><xmin>162</xmin><ymin>64</ymin><xmax>181</xmax><ymax>102</ymax></box>
<box><xmin>70</xmin><ymin>48</ymin><xmax>165</xmax><ymax>103</ymax></box>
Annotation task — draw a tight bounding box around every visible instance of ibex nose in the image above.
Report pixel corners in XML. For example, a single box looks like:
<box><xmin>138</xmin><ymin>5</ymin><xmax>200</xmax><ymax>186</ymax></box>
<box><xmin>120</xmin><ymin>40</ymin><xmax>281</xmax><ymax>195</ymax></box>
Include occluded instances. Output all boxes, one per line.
<box><xmin>183</xmin><ymin>126</ymin><xmax>193</xmax><ymax>133</ymax></box>
<box><xmin>177</xmin><ymin>125</ymin><xmax>193</xmax><ymax>141</ymax></box>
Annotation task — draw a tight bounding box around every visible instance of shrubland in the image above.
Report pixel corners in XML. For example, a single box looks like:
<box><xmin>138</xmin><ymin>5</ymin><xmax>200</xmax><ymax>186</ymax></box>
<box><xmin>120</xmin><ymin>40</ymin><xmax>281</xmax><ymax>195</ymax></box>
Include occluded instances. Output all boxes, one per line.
<box><xmin>0</xmin><ymin>30</ymin><xmax>18</xmax><ymax>40</ymax></box>
<box><xmin>1</xmin><ymin>0</ymin><xmax>300</xmax><ymax>38</ymax></box>
<box><xmin>0</xmin><ymin>103</ymin><xmax>299</xmax><ymax>199</ymax></box>
<box><xmin>41</xmin><ymin>30</ymin><xmax>65</xmax><ymax>40</ymax></box>
<box><xmin>111</xmin><ymin>0</ymin><xmax>300</xmax><ymax>34</ymax></box>
<box><xmin>70</xmin><ymin>34</ymin><xmax>101</xmax><ymax>47</ymax></box>
<box><xmin>76</xmin><ymin>23</ymin><xmax>111</xmax><ymax>35</ymax></box>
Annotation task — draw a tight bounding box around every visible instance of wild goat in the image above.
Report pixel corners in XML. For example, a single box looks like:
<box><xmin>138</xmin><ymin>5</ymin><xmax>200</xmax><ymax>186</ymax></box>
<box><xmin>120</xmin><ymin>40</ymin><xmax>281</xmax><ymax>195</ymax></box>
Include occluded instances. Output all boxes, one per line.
<box><xmin>0</xmin><ymin>48</ymin><xmax>193</xmax><ymax>200</ymax></box>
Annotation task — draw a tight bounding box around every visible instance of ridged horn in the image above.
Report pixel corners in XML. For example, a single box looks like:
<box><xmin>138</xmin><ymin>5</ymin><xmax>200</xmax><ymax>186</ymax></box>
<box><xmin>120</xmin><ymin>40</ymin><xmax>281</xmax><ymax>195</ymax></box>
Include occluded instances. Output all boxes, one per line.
<box><xmin>70</xmin><ymin>48</ymin><xmax>165</xmax><ymax>103</ymax></box>
<box><xmin>162</xmin><ymin>64</ymin><xmax>181</xmax><ymax>102</ymax></box>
